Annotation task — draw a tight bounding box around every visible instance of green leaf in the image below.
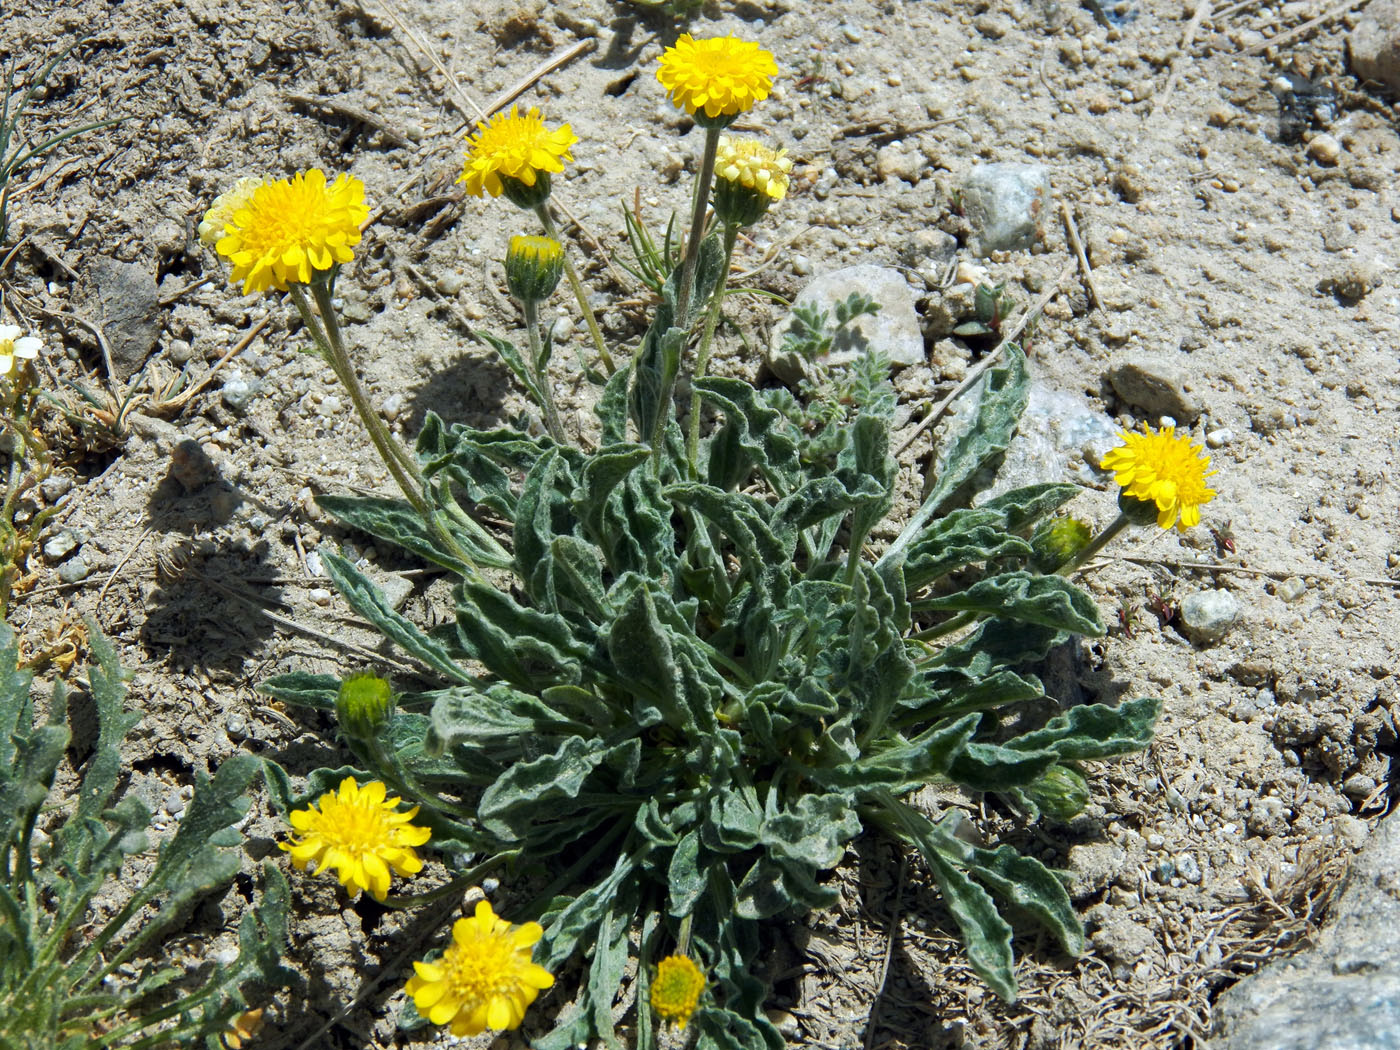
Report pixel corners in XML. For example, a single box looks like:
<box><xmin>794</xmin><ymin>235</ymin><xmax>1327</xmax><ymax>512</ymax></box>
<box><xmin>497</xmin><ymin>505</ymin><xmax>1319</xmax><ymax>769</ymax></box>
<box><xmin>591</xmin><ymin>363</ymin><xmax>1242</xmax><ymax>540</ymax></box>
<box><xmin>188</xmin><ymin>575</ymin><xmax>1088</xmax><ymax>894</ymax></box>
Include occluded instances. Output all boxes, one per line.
<box><xmin>478</xmin><ymin>736</ymin><xmax>613</xmax><ymax>841</ymax></box>
<box><xmin>978</xmin><ymin>482</ymin><xmax>1082</xmax><ymax>532</ymax></box>
<box><xmin>816</xmin><ymin>713</ymin><xmax>980</xmax><ymax>791</ymax></box>
<box><xmin>668</xmin><ymin>831</ymin><xmax>706</xmax><ymax>917</ymax></box>
<box><xmin>960</xmin><ymin>839</ymin><xmax>1085</xmax><ymax>957</ymax></box>
<box><xmin>427</xmin><ymin>684</ymin><xmax>587</xmax><ymax>751</ymax></box>
<box><xmin>631</xmin><ymin>323</ymin><xmax>684</xmax><ymax>447</ymax></box>
<box><xmin>597</xmin><ymin>363</ymin><xmax>631</xmax><ymax>446</ymax></box>
<box><xmin>904</xmin><ymin>510</ymin><xmax>1035</xmax><ymax>591</ymax></box>
<box><xmin>320</xmin><ymin>550</ymin><xmax>474</xmax><ymax>684</ymax></box>
<box><xmin>948</xmin><ymin>740</ymin><xmax>1058</xmax><ymax>791</ymax></box>
<box><xmin>697</xmin><ymin>376</ymin><xmax>801</xmax><ymax>491</ymax></box>
<box><xmin>666</xmin><ymin>484</ymin><xmax>789</xmax><ymax>607</ymax></box>
<box><xmin>61</xmin><ymin>621</ymin><xmax>140</xmax><ymax>844</ymax></box>
<box><xmin>453</xmin><ymin>580</ymin><xmax>594</xmax><ymax>689</ymax></box>
<box><xmin>472</xmin><ymin>328</ymin><xmax>546</xmax><ymax>406</ymax></box>
<box><xmin>880</xmin><ymin>343</ymin><xmax>1031</xmax><ymax>570</ymax></box>
<box><xmin>574</xmin><ymin>444</ymin><xmax>651</xmax><ymax>561</ymax></box>
<box><xmin>1007</xmin><ymin>695</ymin><xmax>1161</xmax><ymax>760</ymax></box>
<box><xmin>918</xmin><ymin>571</ymin><xmax>1103</xmax><ymax>635</ymax></box>
<box><xmin>317</xmin><ymin>494</ymin><xmax>497</xmax><ymax>574</ymax></box>
<box><xmin>256</xmin><ymin>671</ymin><xmax>340</xmax><ymax>711</ymax></box>
<box><xmin>883</xmin><ymin>797</ymin><xmax>1018</xmax><ymax>1002</ymax></box>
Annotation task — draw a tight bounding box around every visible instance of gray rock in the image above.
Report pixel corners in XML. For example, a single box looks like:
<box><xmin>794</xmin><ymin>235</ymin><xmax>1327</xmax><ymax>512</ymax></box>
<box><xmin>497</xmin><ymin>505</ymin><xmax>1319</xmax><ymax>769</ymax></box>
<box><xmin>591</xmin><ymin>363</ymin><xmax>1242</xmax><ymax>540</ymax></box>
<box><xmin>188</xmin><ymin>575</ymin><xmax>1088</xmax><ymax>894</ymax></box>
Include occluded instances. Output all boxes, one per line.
<box><xmin>79</xmin><ymin>257</ymin><xmax>163</xmax><ymax>381</ymax></box>
<box><xmin>899</xmin><ymin>228</ymin><xmax>958</xmax><ymax>272</ymax></box>
<box><xmin>1179</xmin><ymin>588</ymin><xmax>1241</xmax><ymax>645</ymax></box>
<box><xmin>1106</xmin><ymin>356</ymin><xmax>1202</xmax><ymax>423</ymax></box>
<box><xmin>42</xmin><ymin>530</ymin><xmax>80</xmax><ymax>561</ymax></box>
<box><xmin>961</xmin><ymin>163</ymin><xmax>1051</xmax><ymax>256</ymax></box>
<box><xmin>979</xmin><ymin>381</ymin><xmax>1122</xmax><ymax>499</ymax></box>
<box><xmin>221</xmin><ymin>373</ymin><xmax>261</xmax><ymax>414</ymax></box>
<box><xmin>766</xmin><ymin>265</ymin><xmax>923</xmax><ymax>383</ymax></box>
<box><xmin>1207</xmin><ymin>810</ymin><xmax>1400</xmax><ymax>1050</ymax></box>
<box><xmin>1349</xmin><ymin>0</ymin><xmax>1400</xmax><ymax>94</ymax></box>
<box><xmin>1090</xmin><ymin>909</ymin><xmax>1160</xmax><ymax>968</ymax></box>
<box><xmin>1066</xmin><ymin>841</ymin><xmax>1128</xmax><ymax>901</ymax></box>
<box><xmin>58</xmin><ymin>552</ymin><xmax>93</xmax><ymax>584</ymax></box>
<box><xmin>1176</xmin><ymin>852</ymin><xmax>1203</xmax><ymax>884</ymax></box>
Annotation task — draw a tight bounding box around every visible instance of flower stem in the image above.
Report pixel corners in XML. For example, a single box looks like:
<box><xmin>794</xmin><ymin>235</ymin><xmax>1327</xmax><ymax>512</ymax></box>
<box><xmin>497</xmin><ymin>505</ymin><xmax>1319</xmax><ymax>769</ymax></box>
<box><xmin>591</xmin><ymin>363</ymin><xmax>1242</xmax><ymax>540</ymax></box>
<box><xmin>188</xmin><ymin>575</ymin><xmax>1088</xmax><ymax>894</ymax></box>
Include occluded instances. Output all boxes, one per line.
<box><xmin>523</xmin><ymin>298</ymin><xmax>566</xmax><ymax>443</ymax></box>
<box><xmin>293</xmin><ymin>284</ymin><xmax>427</xmax><ymax>515</ymax></box>
<box><xmin>1057</xmin><ymin>512</ymin><xmax>1132</xmax><ymax>576</ymax></box>
<box><xmin>672</xmin><ymin>124</ymin><xmax>722</xmax><ymax>329</ymax></box>
<box><xmin>536</xmin><ymin>204</ymin><xmax>614</xmax><ymax>375</ymax></box>
<box><xmin>685</xmin><ymin>221</ymin><xmax>739</xmax><ymax>477</ymax></box>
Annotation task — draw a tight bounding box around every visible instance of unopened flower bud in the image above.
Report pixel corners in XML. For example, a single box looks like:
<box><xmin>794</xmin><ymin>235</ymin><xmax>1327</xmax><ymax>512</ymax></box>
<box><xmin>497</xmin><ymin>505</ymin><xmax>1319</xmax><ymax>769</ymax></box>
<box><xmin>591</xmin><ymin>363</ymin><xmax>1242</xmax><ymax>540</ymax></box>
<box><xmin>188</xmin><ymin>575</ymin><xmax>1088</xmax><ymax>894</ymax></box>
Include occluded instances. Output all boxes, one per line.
<box><xmin>1027</xmin><ymin>765</ymin><xmax>1090</xmax><ymax>821</ymax></box>
<box><xmin>1031</xmin><ymin>516</ymin><xmax>1093</xmax><ymax>572</ymax></box>
<box><xmin>505</xmin><ymin>235</ymin><xmax>565</xmax><ymax>303</ymax></box>
<box><xmin>336</xmin><ymin>673</ymin><xmax>394</xmax><ymax>739</ymax></box>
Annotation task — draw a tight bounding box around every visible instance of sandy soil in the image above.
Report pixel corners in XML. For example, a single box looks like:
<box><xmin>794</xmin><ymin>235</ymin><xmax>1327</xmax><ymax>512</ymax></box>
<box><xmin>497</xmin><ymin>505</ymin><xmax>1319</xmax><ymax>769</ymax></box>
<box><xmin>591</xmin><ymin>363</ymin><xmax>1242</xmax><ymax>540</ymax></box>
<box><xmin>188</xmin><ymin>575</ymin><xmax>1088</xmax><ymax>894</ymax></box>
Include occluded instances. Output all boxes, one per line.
<box><xmin>2</xmin><ymin>0</ymin><xmax>1397</xmax><ymax>1047</ymax></box>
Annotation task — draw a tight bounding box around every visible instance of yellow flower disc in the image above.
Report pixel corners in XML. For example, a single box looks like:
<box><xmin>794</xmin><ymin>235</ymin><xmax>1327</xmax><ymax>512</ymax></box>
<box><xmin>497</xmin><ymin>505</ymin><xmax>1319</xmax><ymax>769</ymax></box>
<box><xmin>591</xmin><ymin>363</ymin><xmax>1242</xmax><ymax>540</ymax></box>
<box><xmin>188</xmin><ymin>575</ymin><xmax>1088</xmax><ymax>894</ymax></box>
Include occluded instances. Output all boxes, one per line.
<box><xmin>651</xmin><ymin>954</ymin><xmax>705</xmax><ymax>1029</ymax></box>
<box><xmin>279</xmin><ymin>777</ymin><xmax>431</xmax><ymax>901</ymax></box>
<box><xmin>405</xmin><ymin>900</ymin><xmax>556</xmax><ymax>1037</ymax></box>
<box><xmin>459</xmin><ymin>106</ymin><xmax>577</xmax><ymax>199</ymax></box>
<box><xmin>715</xmin><ymin>135</ymin><xmax>793</xmax><ymax>201</ymax></box>
<box><xmin>656</xmin><ymin>34</ymin><xmax>778</xmax><ymax>120</ymax></box>
<box><xmin>1100</xmin><ymin>425</ymin><xmax>1218</xmax><ymax>531</ymax></box>
<box><xmin>215</xmin><ymin>169</ymin><xmax>368</xmax><ymax>295</ymax></box>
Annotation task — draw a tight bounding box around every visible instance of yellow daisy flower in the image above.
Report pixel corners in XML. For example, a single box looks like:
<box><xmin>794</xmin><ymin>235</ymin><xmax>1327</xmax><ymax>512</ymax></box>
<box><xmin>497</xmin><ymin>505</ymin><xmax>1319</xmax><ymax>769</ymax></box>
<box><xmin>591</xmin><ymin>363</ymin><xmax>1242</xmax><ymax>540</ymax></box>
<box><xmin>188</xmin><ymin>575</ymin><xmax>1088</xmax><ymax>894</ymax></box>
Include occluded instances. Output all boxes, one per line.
<box><xmin>215</xmin><ymin>169</ymin><xmax>368</xmax><ymax>295</ymax></box>
<box><xmin>0</xmin><ymin>324</ymin><xmax>42</xmax><ymax>375</ymax></box>
<box><xmin>650</xmin><ymin>953</ymin><xmax>705</xmax><ymax>1029</ymax></box>
<box><xmin>459</xmin><ymin>106</ymin><xmax>577</xmax><ymax>203</ymax></box>
<box><xmin>715</xmin><ymin>135</ymin><xmax>793</xmax><ymax>201</ymax></box>
<box><xmin>656</xmin><ymin>34</ymin><xmax>778</xmax><ymax>122</ymax></box>
<box><xmin>405</xmin><ymin>900</ymin><xmax>556</xmax><ymax>1037</ymax></box>
<box><xmin>279</xmin><ymin>777</ymin><xmax>431</xmax><ymax>901</ymax></box>
<box><xmin>1100</xmin><ymin>425</ymin><xmax>1217</xmax><ymax>531</ymax></box>
<box><xmin>198</xmin><ymin>176</ymin><xmax>266</xmax><ymax>247</ymax></box>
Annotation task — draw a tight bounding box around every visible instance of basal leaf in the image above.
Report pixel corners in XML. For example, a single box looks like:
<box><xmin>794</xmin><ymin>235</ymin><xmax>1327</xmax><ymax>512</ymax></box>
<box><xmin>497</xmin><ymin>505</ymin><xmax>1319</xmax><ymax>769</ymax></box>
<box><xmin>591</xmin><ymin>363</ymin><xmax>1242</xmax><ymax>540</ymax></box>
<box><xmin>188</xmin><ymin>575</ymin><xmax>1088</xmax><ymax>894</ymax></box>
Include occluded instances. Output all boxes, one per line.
<box><xmin>918</xmin><ymin>570</ymin><xmax>1102</xmax><ymax>635</ymax></box>
<box><xmin>1007</xmin><ymin>695</ymin><xmax>1161</xmax><ymax>760</ymax></box>
<box><xmin>321</xmin><ymin>550</ymin><xmax>474</xmax><ymax>684</ymax></box>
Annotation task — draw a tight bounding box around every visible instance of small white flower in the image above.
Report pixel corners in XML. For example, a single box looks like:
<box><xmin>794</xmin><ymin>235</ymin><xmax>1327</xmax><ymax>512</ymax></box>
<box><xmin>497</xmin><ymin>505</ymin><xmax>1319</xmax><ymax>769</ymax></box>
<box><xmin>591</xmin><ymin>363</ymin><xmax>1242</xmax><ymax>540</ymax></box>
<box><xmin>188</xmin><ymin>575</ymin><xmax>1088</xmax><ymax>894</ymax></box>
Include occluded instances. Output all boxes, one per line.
<box><xmin>0</xmin><ymin>324</ymin><xmax>42</xmax><ymax>376</ymax></box>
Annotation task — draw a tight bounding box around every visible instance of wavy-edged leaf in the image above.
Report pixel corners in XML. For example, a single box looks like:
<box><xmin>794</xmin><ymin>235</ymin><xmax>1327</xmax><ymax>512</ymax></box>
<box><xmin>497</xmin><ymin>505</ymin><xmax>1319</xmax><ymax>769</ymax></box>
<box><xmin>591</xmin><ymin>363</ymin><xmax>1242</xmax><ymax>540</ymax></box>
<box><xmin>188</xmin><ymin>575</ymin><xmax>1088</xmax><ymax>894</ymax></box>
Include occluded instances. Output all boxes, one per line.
<box><xmin>321</xmin><ymin>549</ymin><xmax>473</xmax><ymax>684</ymax></box>
<box><xmin>919</xmin><ymin>570</ymin><xmax>1102</xmax><ymax>635</ymax></box>
<box><xmin>881</xmin><ymin>343</ymin><xmax>1031</xmax><ymax>569</ymax></box>
<box><xmin>1007</xmin><ymin>695</ymin><xmax>1161</xmax><ymax>760</ymax></box>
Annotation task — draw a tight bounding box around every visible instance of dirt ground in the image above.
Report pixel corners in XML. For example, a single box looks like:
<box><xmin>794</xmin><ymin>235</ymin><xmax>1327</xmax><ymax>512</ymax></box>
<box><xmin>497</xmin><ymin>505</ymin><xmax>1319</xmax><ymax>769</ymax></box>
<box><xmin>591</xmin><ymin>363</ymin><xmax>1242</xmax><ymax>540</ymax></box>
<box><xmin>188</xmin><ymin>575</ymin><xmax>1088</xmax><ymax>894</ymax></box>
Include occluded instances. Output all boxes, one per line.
<box><xmin>2</xmin><ymin>0</ymin><xmax>1398</xmax><ymax>1046</ymax></box>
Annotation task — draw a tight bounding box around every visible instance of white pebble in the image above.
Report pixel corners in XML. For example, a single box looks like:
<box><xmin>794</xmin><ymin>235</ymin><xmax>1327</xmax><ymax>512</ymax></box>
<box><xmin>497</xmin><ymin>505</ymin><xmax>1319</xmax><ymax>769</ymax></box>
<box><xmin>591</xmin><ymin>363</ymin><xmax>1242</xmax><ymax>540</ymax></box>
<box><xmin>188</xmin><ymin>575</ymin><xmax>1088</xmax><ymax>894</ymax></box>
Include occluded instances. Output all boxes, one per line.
<box><xmin>309</xmin><ymin>587</ymin><xmax>333</xmax><ymax>606</ymax></box>
<box><xmin>1307</xmin><ymin>133</ymin><xmax>1341</xmax><ymax>165</ymax></box>
<box><xmin>1206</xmin><ymin>428</ymin><xmax>1233</xmax><ymax>448</ymax></box>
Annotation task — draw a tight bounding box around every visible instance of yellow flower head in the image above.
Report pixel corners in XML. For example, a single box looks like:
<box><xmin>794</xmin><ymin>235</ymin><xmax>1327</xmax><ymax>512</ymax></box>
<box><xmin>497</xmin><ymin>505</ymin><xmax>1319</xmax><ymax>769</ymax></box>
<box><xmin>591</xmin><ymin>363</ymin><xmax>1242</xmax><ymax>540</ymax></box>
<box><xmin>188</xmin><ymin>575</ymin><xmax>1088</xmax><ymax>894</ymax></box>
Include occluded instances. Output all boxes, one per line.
<box><xmin>215</xmin><ymin>169</ymin><xmax>368</xmax><ymax>295</ymax></box>
<box><xmin>279</xmin><ymin>777</ymin><xmax>430</xmax><ymax>901</ymax></box>
<box><xmin>651</xmin><ymin>954</ymin><xmax>705</xmax><ymax>1030</ymax></box>
<box><xmin>1100</xmin><ymin>425</ymin><xmax>1217</xmax><ymax>531</ymax></box>
<box><xmin>656</xmin><ymin>34</ymin><xmax>778</xmax><ymax>122</ymax></box>
<box><xmin>198</xmin><ymin>176</ymin><xmax>266</xmax><ymax>247</ymax></box>
<box><xmin>0</xmin><ymin>324</ymin><xmax>42</xmax><ymax>375</ymax></box>
<box><xmin>716</xmin><ymin>135</ymin><xmax>793</xmax><ymax>201</ymax></box>
<box><xmin>405</xmin><ymin>900</ymin><xmax>556</xmax><ymax>1037</ymax></box>
<box><xmin>459</xmin><ymin>106</ymin><xmax>577</xmax><ymax>202</ymax></box>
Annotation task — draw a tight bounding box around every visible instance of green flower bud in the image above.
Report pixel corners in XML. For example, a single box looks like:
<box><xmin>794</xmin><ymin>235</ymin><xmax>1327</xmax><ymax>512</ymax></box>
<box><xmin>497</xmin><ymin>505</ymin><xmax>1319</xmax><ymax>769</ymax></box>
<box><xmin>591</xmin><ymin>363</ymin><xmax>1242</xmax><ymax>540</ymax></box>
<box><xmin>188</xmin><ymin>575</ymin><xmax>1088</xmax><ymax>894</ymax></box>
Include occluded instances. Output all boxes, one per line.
<box><xmin>505</xmin><ymin>235</ymin><xmax>565</xmax><ymax>303</ymax></box>
<box><xmin>1031</xmin><ymin>516</ymin><xmax>1093</xmax><ymax>572</ymax></box>
<box><xmin>711</xmin><ymin>135</ymin><xmax>792</xmax><ymax>228</ymax></box>
<box><xmin>500</xmin><ymin>171</ymin><xmax>553</xmax><ymax>210</ymax></box>
<box><xmin>336</xmin><ymin>673</ymin><xmax>394</xmax><ymax>740</ymax></box>
<box><xmin>1118</xmin><ymin>490</ymin><xmax>1164</xmax><ymax>527</ymax></box>
<box><xmin>1026</xmin><ymin>765</ymin><xmax>1090</xmax><ymax>821</ymax></box>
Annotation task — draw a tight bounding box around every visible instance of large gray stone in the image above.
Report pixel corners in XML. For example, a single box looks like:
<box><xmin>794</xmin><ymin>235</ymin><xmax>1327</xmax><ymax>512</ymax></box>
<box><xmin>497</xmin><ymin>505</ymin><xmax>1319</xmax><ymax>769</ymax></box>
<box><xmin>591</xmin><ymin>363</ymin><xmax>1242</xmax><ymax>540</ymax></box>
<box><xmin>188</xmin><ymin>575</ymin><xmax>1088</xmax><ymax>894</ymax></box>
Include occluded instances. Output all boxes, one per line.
<box><xmin>79</xmin><ymin>257</ymin><xmax>164</xmax><ymax>381</ymax></box>
<box><xmin>978</xmin><ymin>381</ymin><xmax>1121</xmax><ymax>500</ymax></box>
<box><xmin>766</xmin><ymin>265</ymin><xmax>923</xmax><ymax>384</ymax></box>
<box><xmin>1349</xmin><ymin>0</ymin><xmax>1400</xmax><ymax>94</ymax></box>
<box><xmin>1106</xmin><ymin>355</ymin><xmax>1202</xmax><ymax>423</ymax></box>
<box><xmin>1179</xmin><ymin>588</ymin><xmax>1241</xmax><ymax>646</ymax></box>
<box><xmin>1207</xmin><ymin>810</ymin><xmax>1400</xmax><ymax>1050</ymax></box>
<box><xmin>961</xmin><ymin>163</ymin><xmax>1051</xmax><ymax>256</ymax></box>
